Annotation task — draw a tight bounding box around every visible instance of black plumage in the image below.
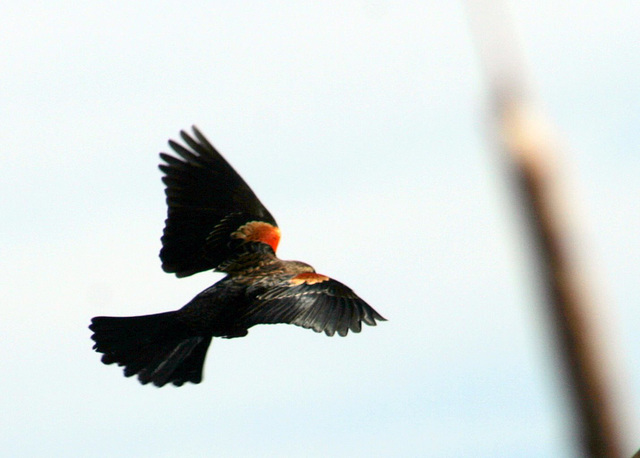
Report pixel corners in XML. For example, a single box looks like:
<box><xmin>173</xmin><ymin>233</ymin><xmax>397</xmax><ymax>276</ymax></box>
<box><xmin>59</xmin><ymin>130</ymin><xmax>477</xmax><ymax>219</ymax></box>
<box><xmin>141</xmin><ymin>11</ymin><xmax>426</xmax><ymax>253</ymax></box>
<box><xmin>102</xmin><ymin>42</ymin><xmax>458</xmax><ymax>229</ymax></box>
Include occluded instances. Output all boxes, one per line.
<box><xmin>90</xmin><ymin>127</ymin><xmax>385</xmax><ymax>387</ymax></box>
<box><xmin>159</xmin><ymin>128</ymin><xmax>277</xmax><ymax>277</ymax></box>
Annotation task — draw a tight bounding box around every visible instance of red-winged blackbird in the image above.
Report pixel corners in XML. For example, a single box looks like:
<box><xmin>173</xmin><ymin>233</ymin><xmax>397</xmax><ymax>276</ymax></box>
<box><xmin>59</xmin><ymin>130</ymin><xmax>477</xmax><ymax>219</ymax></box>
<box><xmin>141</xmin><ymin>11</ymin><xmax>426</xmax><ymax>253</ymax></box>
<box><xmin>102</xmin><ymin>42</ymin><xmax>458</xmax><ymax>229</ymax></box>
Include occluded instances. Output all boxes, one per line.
<box><xmin>90</xmin><ymin>127</ymin><xmax>385</xmax><ymax>387</ymax></box>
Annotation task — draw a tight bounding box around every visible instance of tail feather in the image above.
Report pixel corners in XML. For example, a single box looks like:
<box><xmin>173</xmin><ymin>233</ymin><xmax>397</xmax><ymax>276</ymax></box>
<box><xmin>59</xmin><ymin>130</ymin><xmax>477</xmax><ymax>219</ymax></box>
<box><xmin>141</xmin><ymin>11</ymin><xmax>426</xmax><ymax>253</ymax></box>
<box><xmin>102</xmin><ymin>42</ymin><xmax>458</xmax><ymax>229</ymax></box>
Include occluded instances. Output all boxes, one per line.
<box><xmin>90</xmin><ymin>312</ymin><xmax>212</xmax><ymax>387</ymax></box>
<box><xmin>162</xmin><ymin>336</ymin><xmax>212</xmax><ymax>386</ymax></box>
<box><xmin>136</xmin><ymin>336</ymin><xmax>211</xmax><ymax>386</ymax></box>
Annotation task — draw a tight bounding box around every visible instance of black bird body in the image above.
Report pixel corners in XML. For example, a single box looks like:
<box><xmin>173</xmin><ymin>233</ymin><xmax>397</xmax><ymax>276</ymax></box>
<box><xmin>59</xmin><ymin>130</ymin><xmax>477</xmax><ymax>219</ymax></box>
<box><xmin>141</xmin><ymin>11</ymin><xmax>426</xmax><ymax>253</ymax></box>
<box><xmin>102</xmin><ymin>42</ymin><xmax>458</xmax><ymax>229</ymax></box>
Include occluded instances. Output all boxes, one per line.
<box><xmin>90</xmin><ymin>127</ymin><xmax>385</xmax><ymax>387</ymax></box>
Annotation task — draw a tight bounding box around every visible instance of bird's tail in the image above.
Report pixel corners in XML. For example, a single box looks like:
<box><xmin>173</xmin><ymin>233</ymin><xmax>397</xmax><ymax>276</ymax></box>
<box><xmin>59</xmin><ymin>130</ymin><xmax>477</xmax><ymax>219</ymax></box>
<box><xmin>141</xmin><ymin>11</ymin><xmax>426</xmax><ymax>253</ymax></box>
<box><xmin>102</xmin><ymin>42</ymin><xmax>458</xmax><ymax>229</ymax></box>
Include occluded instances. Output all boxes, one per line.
<box><xmin>90</xmin><ymin>312</ymin><xmax>212</xmax><ymax>387</ymax></box>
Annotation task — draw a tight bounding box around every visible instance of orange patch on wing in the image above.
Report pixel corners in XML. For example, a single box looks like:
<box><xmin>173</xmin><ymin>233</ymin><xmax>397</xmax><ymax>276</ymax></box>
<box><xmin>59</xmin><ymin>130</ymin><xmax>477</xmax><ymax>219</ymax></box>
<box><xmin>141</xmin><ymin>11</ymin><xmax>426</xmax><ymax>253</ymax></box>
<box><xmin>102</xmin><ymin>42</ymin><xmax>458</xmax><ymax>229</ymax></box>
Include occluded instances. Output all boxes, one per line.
<box><xmin>290</xmin><ymin>272</ymin><xmax>330</xmax><ymax>286</ymax></box>
<box><xmin>231</xmin><ymin>221</ymin><xmax>281</xmax><ymax>252</ymax></box>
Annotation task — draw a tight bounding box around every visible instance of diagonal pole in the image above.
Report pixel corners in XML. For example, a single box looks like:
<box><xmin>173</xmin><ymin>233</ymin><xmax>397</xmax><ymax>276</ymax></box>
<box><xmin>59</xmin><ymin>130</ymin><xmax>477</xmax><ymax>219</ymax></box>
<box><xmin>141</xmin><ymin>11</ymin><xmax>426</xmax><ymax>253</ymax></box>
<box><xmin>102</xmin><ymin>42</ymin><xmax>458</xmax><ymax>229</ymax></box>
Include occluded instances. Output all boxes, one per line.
<box><xmin>465</xmin><ymin>1</ymin><xmax>625</xmax><ymax>456</ymax></box>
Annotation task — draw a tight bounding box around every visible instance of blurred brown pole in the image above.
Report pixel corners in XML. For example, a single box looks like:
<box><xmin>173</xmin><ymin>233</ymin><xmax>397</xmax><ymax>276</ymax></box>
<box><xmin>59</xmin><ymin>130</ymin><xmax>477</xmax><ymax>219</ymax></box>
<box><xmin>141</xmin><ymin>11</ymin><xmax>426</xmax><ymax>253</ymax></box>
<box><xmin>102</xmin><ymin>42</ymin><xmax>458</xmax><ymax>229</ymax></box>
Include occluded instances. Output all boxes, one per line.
<box><xmin>500</xmin><ymin>102</ymin><xmax>623</xmax><ymax>457</ymax></box>
<box><xmin>465</xmin><ymin>1</ymin><xmax>624</xmax><ymax>456</ymax></box>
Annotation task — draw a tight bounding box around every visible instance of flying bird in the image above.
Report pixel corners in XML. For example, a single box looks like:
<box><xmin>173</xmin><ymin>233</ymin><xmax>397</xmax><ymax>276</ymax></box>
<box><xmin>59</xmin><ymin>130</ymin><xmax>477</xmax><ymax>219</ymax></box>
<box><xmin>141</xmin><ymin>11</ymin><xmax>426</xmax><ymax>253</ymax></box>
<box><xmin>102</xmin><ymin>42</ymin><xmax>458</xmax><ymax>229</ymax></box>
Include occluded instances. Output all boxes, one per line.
<box><xmin>90</xmin><ymin>127</ymin><xmax>385</xmax><ymax>387</ymax></box>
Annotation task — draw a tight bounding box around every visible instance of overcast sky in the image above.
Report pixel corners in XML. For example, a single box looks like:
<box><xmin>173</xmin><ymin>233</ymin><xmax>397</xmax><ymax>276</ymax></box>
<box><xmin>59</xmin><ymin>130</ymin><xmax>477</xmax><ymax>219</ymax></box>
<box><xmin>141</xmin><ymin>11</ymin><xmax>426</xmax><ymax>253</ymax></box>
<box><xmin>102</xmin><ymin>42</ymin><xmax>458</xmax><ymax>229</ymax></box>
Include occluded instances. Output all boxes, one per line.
<box><xmin>2</xmin><ymin>1</ymin><xmax>639</xmax><ymax>457</ymax></box>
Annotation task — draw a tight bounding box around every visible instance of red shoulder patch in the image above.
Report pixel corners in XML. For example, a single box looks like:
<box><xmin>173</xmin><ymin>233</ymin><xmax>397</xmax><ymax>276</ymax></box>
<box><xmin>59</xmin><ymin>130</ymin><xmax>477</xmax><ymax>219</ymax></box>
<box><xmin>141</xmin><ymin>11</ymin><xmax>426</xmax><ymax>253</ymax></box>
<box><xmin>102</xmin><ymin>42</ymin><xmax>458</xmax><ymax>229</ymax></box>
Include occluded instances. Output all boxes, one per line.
<box><xmin>231</xmin><ymin>221</ymin><xmax>281</xmax><ymax>252</ymax></box>
<box><xmin>290</xmin><ymin>272</ymin><xmax>330</xmax><ymax>286</ymax></box>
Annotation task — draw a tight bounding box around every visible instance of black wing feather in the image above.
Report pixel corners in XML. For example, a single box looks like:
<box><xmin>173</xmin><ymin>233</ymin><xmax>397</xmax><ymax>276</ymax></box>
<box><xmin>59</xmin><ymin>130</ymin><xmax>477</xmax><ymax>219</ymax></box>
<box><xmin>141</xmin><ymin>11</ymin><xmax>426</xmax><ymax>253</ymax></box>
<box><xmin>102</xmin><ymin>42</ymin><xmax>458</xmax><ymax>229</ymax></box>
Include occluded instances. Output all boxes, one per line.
<box><xmin>159</xmin><ymin>126</ymin><xmax>278</xmax><ymax>277</ymax></box>
<box><xmin>241</xmin><ymin>278</ymin><xmax>385</xmax><ymax>336</ymax></box>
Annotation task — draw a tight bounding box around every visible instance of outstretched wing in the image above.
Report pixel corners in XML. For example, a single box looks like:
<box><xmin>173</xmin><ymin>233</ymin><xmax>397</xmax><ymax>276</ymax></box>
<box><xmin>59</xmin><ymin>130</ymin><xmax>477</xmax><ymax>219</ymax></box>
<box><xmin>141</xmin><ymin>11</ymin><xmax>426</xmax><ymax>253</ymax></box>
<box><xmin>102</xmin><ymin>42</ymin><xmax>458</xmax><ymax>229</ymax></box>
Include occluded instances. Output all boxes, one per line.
<box><xmin>159</xmin><ymin>126</ymin><xmax>280</xmax><ymax>277</ymax></box>
<box><xmin>241</xmin><ymin>273</ymin><xmax>386</xmax><ymax>336</ymax></box>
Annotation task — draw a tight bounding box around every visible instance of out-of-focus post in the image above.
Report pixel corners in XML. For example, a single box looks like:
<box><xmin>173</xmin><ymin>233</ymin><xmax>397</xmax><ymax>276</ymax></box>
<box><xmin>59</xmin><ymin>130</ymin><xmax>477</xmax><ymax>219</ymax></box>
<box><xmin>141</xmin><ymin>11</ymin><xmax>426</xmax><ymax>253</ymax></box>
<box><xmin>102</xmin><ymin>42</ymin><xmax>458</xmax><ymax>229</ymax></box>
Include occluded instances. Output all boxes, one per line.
<box><xmin>465</xmin><ymin>1</ymin><xmax>625</xmax><ymax>456</ymax></box>
<box><xmin>499</xmin><ymin>100</ymin><xmax>623</xmax><ymax>458</ymax></box>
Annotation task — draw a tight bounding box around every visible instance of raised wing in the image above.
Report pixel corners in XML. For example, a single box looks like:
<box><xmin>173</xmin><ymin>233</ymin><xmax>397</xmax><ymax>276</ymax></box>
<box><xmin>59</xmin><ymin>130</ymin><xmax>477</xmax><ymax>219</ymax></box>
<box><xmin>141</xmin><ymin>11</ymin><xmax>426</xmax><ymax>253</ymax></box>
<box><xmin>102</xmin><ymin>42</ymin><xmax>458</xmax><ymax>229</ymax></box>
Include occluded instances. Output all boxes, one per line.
<box><xmin>159</xmin><ymin>127</ymin><xmax>280</xmax><ymax>277</ymax></box>
<box><xmin>241</xmin><ymin>273</ymin><xmax>386</xmax><ymax>336</ymax></box>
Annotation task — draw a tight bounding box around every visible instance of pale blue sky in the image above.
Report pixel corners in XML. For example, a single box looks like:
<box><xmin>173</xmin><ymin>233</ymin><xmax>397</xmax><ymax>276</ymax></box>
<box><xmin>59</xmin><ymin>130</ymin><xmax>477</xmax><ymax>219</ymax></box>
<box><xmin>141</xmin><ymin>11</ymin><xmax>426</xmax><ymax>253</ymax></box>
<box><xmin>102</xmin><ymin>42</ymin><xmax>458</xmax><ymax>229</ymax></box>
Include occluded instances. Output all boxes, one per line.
<box><xmin>1</xmin><ymin>1</ymin><xmax>639</xmax><ymax>456</ymax></box>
